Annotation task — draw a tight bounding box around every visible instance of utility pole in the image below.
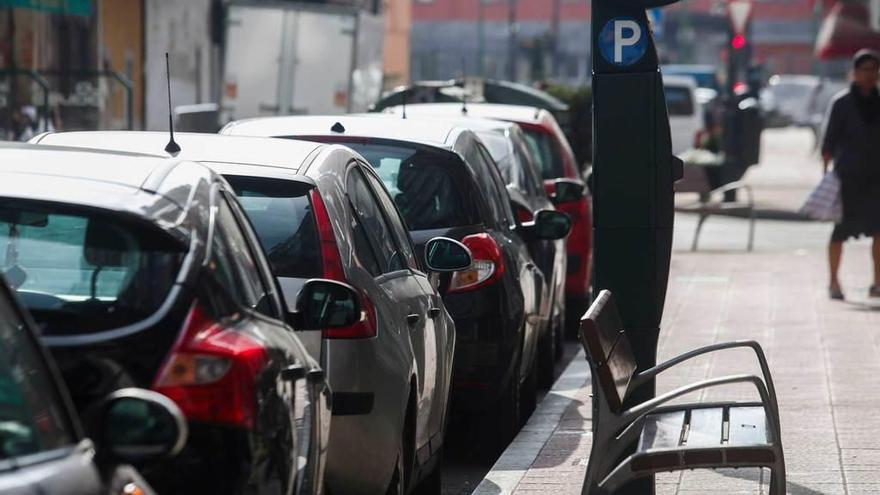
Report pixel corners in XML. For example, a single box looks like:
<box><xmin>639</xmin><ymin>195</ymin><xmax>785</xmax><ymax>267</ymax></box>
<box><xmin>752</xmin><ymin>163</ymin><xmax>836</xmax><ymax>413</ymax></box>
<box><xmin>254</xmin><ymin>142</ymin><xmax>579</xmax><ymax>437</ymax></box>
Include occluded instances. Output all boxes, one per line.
<box><xmin>507</xmin><ymin>0</ymin><xmax>518</xmax><ymax>82</ymax></box>
<box><xmin>478</xmin><ymin>0</ymin><xmax>486</xmax><ymax>78</ymax></box>
<box><xmin>551</xmin><ymin>0</ymin><xmax>561</xmax><ymax>79</ymax></box>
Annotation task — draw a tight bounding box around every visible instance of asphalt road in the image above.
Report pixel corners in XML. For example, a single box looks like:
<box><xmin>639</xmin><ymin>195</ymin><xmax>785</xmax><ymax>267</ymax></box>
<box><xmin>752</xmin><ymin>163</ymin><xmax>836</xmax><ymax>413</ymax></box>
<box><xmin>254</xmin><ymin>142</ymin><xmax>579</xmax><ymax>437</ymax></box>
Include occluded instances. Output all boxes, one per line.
<box><xmin>439</xmin><ymin>339</ymin><xmax>583</xmax><ymax>495</ymax></box>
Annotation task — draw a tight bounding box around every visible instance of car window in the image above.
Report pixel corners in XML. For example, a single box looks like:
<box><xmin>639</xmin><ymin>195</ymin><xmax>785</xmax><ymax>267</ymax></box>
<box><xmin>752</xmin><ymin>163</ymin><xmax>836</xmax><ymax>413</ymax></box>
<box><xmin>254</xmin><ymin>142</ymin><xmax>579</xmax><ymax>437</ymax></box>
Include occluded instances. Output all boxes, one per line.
<box><xmin>514</xmin><ymin>141</ymin><xmax>543</xmax><ymax>197</ymax></box>
<box><xmin>305</xmin><ymin>140</ymin><xmax>482</xmax><ymax>231</ymax></box>
<box><xmin>466</xmin><ymin>143</ymin><xmax>513</xmax><ymax>229</ymax></box>
<box><xmin>225</xmin><ymin>176</ymin><xmax>322</xmax><ymax>280</ymax></box>
<box><xmin>664</xmin><ymin>86</ymin><xmax>695</xmax><ymax>116</ymax></box>
<box><xmin>361</xmin><ymin>167</ymin><xmax>420</xmax><ymax>271</ymax></box>
<box><xmin>523</xmin><ymin>129</ymin><xmax>565</xmax><ymax>180</ymax></box>
<box><xmin>346</xmin><ymin>168</ymin><xmax>408</xmax><ymax>276</ymax></box>
<box><xmin>0</xmin><ymin>203</ymin><xmax>184</xmax><ymax>335</ymax></box>
<box><xmin>211</xmin><ymin>197</ymin><xmax>275</xmax><ymax>317</ymax></box>
<box><xmin>0</xmin><ymin>294</ymin><xmax>74</xmax><ymax>463</ymax></box>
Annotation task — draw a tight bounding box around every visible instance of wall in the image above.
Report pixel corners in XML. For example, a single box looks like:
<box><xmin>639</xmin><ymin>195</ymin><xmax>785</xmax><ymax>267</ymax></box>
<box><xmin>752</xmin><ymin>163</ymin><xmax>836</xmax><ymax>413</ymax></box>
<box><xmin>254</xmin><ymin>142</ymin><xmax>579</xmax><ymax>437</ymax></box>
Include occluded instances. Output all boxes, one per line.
<box><xmin>383</xmin><ymin>0</ymin><xmax>410</xmax><ymax>88</ymax></box>
<box><xmin>99</xmin><ymin>0</ymin><xmax>143</xmax><ymax>128</ymax></box>
<box><xmin>144</xmin><ymin>0</ymin><xmax>214</xmax><ymax>131</ymax></box>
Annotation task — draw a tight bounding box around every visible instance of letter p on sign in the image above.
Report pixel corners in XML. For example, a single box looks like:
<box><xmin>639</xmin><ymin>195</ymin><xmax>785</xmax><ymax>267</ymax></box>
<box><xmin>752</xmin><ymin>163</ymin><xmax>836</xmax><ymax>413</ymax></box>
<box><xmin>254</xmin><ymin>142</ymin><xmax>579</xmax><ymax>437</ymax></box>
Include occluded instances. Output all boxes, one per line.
<box><xmin>599</xmin><ymin>17</ymin><xmax>648</xmax><ymax>67</ymax></box>
<box><xmin>614</xmin><ymin>20</ymin><xmax>641</xmax><ymax>64</ymax></box>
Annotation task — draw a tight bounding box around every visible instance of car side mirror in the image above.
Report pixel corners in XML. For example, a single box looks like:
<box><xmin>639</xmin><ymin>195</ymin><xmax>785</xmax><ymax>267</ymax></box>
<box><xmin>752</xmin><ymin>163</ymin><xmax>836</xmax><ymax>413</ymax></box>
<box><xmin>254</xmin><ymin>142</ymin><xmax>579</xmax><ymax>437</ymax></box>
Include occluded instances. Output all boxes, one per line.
<box><xmin>291</xmin><ymin>279</ymin><xmax>361</xmax><ymax>330</ymax></box>
<box><xmin>96</xmin><ymin>388</ymin><xmax>187</xmax><ymax>462</ymax></box>
<box><xmin>522</xmin><ymin>210</ymin><xmax>572</xmax><ymax>241</ymax></box>
<box><xmin>424</xmin><ymin>237</ymin><xmax>472</xmax><ymax>272</ymax></box>
<box><xmin>549</xmin><ymin>178</ymin><xmax>586</xmax><ymax>205</ymax></box>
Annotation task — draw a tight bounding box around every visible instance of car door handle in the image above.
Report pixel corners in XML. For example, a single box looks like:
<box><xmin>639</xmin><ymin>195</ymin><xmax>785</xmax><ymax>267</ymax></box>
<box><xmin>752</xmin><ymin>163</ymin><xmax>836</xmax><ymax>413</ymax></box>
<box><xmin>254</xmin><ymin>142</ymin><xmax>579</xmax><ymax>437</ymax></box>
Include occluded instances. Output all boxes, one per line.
<box><xmin>281</xmin><ymin>364</ymin><xmax>306</xmax><ymax>382</ymax></box>
<box><xmin>428</xmin><ymin>307</ymin><xmax>442</xmax><ymax>319</ymax></box>
<box><xmin>406</xmin><ymin>313</ymin><xmax>422</xmax><ymax>327</ymax></box>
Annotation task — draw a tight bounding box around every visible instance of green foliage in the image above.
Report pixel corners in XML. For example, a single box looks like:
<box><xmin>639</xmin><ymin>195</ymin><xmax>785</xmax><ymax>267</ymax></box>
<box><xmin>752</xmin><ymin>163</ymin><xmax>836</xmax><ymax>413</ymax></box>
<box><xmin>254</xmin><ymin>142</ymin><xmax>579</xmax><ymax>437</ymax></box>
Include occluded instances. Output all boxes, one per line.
<box><xmin>544</xmin><ymin>83</ymin><xmax>593</xmax><ymax>168</ymax></box>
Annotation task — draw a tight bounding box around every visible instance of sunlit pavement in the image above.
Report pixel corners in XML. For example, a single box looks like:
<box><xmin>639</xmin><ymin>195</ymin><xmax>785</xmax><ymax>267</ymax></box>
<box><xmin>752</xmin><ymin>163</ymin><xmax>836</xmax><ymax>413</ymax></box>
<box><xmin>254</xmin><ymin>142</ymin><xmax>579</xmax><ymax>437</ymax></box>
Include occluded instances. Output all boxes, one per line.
<box><xmin>472</xmin><ymin>129</ymin><xmax>880</xmax><ymax>494</ymax></box>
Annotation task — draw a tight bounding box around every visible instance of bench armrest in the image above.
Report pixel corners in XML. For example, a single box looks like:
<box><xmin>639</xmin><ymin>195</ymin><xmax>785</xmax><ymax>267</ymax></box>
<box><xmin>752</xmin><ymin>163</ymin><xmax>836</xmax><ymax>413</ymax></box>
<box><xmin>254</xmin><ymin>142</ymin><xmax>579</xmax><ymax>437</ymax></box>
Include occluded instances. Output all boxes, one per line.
<box><xmin>709</xmin><ymin>181</ymin><xmax>754</xmax><ymax>206</ymax></box>
<box><xmin>619</xmin><ymin>374</ymin><xmax>781</xmax><ymax>443</ymax></box>
<box><xmin>631</xmin><ymin>340</ymin><xmax>777</xmax><ymax>405</ymax></box>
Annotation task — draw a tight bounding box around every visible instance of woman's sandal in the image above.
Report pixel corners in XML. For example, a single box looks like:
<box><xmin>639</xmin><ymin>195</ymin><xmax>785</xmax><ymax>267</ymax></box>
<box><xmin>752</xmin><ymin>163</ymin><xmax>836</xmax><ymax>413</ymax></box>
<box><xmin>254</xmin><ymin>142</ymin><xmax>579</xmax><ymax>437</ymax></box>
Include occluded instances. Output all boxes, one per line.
<box><xmin>830</xmin><ymin>286</ymin><xmax>845</xmax><ymax>300</ymax></box>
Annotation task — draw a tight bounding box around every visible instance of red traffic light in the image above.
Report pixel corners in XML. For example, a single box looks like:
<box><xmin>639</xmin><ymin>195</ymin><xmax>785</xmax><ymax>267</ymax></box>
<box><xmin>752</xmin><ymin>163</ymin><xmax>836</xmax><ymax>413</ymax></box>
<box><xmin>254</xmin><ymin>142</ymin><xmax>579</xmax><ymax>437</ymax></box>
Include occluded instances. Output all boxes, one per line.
<box><xmin>732</xmin><ymin>34</ymin><xmax>747</xmax><ymax>50</ymax></box>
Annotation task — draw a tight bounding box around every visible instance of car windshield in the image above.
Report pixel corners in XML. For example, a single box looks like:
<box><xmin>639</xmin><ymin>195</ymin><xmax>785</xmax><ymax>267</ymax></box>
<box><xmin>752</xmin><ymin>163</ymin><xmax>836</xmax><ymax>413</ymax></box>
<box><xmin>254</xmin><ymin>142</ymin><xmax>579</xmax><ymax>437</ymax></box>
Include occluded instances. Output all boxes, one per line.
<box><xmin>224</xmin><ymin>176</ymin><xmax>322</xmax><ymax>279</ymax></box>
<box><xmin>309</xmin><ymin>140</ymin><xmax>482</xmax><ymax>231</ymax></box>
<box><xmin>664</xmin><ymin>86</ymin><xmax>695</xmax><ymax>116</ymax></box>
<box><xmin>0</xmin><ymin>202</ymin><xmax>184</xmax><ymax>336</ymax></box>
<box><xmin>522</xmin><ymin>129</ymin><xmax>564</xmax><ymax>180</ymax></box>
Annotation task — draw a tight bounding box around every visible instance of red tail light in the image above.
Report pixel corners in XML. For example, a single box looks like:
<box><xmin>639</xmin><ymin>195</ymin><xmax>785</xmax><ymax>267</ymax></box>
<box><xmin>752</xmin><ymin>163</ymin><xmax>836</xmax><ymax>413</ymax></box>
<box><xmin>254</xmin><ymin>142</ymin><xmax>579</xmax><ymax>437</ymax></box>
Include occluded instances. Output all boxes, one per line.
<box><xmin>448</xmin><ymin>233</ymin><xmax>505</xmax><ymax>294</ymax></box>
<box><xmin>309</xmin><ymin>188</ymin><xmax>377</xmax><ymax>339</ymax></box>
<box><xmin>515</xmin><ymin>205</ymin><xmax>534</xmax><ymax>224</ymax></box>
<box><xmin>153</xmin><ymin>302</ymin><xmax>268</xmax><ymax>428</ymax></box>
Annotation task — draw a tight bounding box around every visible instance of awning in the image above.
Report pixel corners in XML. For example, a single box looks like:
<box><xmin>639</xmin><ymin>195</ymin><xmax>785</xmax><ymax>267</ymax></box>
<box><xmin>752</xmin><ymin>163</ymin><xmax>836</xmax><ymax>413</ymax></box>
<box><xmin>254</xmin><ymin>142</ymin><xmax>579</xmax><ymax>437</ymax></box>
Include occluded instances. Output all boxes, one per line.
<box><xmin>815</xmin><ymin>1</ymin><xmax>880</xmax><ymax>60</ymax></box>
<box><xmin>0</xmin><ymin>0</ymin><xmax>92</xmax><ymax>17</ymax></box>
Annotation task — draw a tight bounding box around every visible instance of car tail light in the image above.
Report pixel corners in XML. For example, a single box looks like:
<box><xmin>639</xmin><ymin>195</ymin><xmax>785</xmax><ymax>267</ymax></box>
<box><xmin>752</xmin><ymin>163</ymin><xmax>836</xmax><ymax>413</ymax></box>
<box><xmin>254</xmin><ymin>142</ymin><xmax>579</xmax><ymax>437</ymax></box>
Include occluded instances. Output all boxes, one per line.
<box><xmin>309</xmin><ymin>188</ymin><xmax>377</xmax><ymax>339</ymax></box>
<box><xmin>515</xmin><ymin>205</ymin><xmax>534</xmax><ymax>224</ymax></box>
<box><xmin>153</xmin><ymin>302</ymin><xmax>268</xmax><ymax>428</ymax></box>
<box><xmin>694</xmin><ymin>129</ymin><xmax>705</xmax><ymax>149</ymax></box>
<box><xmin>448</xmin><ymin>233</ymin><xmax>505</xmax><ymax>293</ymax></box>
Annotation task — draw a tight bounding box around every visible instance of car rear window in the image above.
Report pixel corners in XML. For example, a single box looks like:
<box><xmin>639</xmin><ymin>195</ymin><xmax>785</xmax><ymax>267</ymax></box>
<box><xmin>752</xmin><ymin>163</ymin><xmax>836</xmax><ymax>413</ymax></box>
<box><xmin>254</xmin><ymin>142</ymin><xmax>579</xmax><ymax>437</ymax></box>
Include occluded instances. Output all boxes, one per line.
<box><xmin>224</xmin><ymin>177</ymin><xmax>322</xmax><ymax>279</ymax></box>
<box><xmin>664</xmin><ymin>86</ymin><xmax>695</xmax><ymax>116</ymax></box>
<box><xmin>522</xmin><ymin>129</ymin><xmax>564</xmax><ymax>180</ymax></box>
<box><xmin>0</xmin><ymin>202</ymin><xmax>184</xmax><ymax>336</ymax></box>
<box><xmin>310</xmin><ymin>140</ymin><xmax>482</xmax><ymax>231</ymax></box>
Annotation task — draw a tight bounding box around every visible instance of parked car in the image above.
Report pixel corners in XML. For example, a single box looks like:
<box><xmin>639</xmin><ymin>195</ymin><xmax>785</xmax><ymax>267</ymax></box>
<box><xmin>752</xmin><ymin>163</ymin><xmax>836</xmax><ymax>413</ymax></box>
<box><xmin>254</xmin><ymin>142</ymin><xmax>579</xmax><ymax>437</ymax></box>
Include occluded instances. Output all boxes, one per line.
<box><xmin>661</xmin><ymin>75</ymin><xmax>705</xmax><ymax>156</ymax></box>
<box><xmin>32</xmin><ymin>131</ymin><xmax>470</xmax><ymax>495</ymax></box>
<box><xmin>221</xmin><ymin>116</ymin><xmax>572</xmax><ymax>455</ymax></box>
<box><xmin>0</xmin><ymin>143</ymin><xmax>335</xmax><ymax>495</ymax></box>
<box><xmin>0</xmin><ymin>270</ymin><xmax>188</xmax><ymax>495</ymax></box>
<box><xmin>373</xmin><ymin>110</ymin><xmax>579</xmax><ymax>387</ymax></box>
<box><xmin>369</xmin><ymin>103</ymin><xmax>592</xmax><ymax>337</ymax></box>
<box><xmin>761</xmin><ymin>74</ymin><xmax>822</xmax><ymax>128</ymax></box>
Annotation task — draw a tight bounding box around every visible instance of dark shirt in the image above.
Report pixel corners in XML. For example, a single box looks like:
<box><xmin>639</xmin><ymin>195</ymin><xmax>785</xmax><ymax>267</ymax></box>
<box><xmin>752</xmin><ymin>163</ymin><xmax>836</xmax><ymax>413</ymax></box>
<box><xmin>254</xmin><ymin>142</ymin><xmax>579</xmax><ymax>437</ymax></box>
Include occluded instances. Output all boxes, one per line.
<box><xmin>822</xmin><ymin>89</ymin><xmax>880</xmax><ymax>181</ymax></box>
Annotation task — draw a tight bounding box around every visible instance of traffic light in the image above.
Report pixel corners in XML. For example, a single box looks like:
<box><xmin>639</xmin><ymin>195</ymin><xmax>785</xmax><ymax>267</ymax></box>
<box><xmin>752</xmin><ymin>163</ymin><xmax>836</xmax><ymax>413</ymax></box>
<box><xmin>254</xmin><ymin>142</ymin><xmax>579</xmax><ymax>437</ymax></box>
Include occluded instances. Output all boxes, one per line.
<box><xmin>732</xmin><ymin>33</ymin><xmax>747</xmax><ymax>50</ymax></box>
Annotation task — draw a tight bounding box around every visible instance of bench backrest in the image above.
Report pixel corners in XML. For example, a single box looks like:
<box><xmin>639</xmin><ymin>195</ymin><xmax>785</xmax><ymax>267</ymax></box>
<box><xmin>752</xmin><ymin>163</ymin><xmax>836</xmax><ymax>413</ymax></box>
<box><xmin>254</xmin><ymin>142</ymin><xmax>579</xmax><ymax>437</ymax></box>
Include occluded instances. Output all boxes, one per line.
<box><xmin>580</xmin><ymin>290</ymin><xmax>636</xmax><ymax>412</ymax></box>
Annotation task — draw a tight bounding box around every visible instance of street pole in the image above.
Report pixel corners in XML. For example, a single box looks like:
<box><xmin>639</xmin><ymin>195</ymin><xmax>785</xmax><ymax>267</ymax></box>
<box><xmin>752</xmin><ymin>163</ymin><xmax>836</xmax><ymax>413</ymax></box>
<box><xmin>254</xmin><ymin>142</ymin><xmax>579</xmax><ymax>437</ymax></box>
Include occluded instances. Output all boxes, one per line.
<box><xmin>508</xmin><ymin>0</ymin><xmax>518</xmax><ymax>82</ymax></box>
<box><xmin>478</xmin><ymin>0</ymin><xmax>486</xmax><ymax>78</ymax></box>
<box><xmin>551</xmin><ymin>0</ymin><xmax>561</xmax><ymax>79</ymax></box>
<box><xmin>590</xmin><ymin>0</ymin><xmax>682</xmax><ymax>492</ymax></box>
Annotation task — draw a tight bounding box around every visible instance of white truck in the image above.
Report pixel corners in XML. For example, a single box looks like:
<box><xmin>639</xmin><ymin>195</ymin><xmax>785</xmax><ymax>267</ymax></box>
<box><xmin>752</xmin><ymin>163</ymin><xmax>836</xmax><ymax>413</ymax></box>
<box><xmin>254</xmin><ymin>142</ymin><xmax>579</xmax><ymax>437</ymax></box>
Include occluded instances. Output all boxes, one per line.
<box><xmin>220</xmin><ymin>1</ymin><xmax>384</xmax><ymax>123</ymax></box>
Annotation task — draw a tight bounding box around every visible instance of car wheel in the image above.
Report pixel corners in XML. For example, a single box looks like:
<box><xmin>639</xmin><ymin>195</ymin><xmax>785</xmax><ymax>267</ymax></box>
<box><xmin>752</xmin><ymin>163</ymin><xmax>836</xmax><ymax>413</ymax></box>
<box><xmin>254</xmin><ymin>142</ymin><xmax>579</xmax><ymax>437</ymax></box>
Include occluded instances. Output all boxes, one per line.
<box><xmin>411</xmin><ymin>448</ymin><xmax>442</xmax><ymax>495</ymax></box>
<box><xmin>537</xmin><ymin>324</ymin><xmax>556</xmax><ymax>389</ymax></box>
<box><xmin>519</xmin><ymin>358</ymin><xmax>537</xmax><ymax>425</ymax></box>
<box><xmin>481</xmin><ymin>362</ymin><xmax>520</xmax><ymax>458</ymax></box>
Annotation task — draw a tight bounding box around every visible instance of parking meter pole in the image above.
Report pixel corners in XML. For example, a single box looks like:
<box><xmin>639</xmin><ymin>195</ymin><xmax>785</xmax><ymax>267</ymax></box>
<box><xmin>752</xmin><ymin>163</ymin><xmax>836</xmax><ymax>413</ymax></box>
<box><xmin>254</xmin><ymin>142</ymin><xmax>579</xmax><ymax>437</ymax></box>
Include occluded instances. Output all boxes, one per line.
<box><xmin>590</xmin><ymin>0</ymin><xmax>681</xmax><ymax>492</ymax></box>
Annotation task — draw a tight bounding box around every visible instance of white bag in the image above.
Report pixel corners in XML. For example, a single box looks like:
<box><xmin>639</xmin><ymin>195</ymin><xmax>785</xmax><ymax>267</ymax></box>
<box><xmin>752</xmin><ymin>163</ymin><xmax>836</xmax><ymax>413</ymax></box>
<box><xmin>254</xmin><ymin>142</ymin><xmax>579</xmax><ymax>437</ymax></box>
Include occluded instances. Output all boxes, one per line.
<box><xmin>800</xmin><ymin>172</ymin><xmax>842</xmax><ymax>222</ymax></box>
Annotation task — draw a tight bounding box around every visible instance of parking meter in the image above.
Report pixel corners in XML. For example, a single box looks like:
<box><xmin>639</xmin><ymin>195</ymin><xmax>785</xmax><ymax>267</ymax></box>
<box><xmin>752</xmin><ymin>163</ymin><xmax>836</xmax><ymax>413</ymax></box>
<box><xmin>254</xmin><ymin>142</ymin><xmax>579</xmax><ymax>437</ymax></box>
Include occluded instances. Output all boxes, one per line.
<box><xmin>590</xmin><ymin>2</ymin><xmax>681</xmax><ymax>491</ymax></box>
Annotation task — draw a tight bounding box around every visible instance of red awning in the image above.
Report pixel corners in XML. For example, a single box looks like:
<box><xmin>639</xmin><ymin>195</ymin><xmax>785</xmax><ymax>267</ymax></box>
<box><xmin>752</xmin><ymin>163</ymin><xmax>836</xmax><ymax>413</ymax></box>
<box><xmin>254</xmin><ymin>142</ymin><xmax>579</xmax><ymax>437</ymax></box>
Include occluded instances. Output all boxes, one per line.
<box><xmin>815</xmin><ymin>1</ymin><xmax>880</xmax><ymax>60</ymax></box>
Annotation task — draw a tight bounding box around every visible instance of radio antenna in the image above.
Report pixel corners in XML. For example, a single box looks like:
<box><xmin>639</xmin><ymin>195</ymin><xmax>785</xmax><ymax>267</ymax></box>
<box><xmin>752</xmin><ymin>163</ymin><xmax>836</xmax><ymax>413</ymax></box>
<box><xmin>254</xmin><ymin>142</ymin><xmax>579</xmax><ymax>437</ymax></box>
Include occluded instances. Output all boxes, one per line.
<box><xmin>164</xmin><ymin>53</ymin><xmax>181</xmax><ymax>154</ymax></box>
<box><xmin>401</xmin><ymin>88</ymin><xmax>408</xmax><ymax>120</ymax></box>
<box><xmin>461</xmin><ymin>58</ymin><xmax>469</xmax><ymax>116</ymax></box>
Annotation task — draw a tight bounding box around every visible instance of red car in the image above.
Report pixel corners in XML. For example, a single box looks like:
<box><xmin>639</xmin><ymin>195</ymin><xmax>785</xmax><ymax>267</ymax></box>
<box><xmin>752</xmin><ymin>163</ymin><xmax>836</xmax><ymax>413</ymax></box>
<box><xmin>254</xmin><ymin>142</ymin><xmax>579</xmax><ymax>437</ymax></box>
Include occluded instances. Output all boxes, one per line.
<box><xmin>387</xmin><ymin>103</ymin><xmax>593</xmax><ymax>336</ymax></box>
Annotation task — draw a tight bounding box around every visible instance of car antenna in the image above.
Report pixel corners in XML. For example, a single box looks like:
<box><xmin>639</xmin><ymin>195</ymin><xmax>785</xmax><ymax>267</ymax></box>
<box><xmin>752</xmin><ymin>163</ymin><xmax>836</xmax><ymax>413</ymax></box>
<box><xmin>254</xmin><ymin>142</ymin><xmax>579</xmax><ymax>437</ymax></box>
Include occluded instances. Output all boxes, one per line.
<box><xmin>461</xmin><ymin>58</ymin><xmax>468</xmax><ymax>116</ymax></box>
<box><xmin>164</xmin><ymin>52</ymin><xmax>181</xmax><ymax>155</ymax></box>
<box><xmin>401</xmin><ymin>88</ymin><xmax>408</xmax><ymax>120</ymax></box>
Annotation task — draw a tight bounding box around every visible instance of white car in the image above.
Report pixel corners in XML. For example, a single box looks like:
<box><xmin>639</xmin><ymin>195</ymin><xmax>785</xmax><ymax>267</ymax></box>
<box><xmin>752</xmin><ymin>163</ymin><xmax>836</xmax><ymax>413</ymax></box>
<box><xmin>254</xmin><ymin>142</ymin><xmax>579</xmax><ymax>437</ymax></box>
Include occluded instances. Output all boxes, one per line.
<box><xmin>663</xmin><ymin>74</ymin><xmax>704</xmax><ymax>156</ymax></box>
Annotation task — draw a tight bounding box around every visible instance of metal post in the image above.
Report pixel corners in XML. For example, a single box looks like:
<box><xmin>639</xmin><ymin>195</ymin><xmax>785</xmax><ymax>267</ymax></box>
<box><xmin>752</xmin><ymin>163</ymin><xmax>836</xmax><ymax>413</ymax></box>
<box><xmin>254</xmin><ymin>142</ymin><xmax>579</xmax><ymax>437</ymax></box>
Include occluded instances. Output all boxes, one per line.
<box><xmin>590</xmin><ymin>0</ymin><xmax>682</xmax><ymax>492</ymax></box>
<box><xmin>507</xmin><ymin>0</ymin><xmax>518</xmax><ymax>82</ymax></box>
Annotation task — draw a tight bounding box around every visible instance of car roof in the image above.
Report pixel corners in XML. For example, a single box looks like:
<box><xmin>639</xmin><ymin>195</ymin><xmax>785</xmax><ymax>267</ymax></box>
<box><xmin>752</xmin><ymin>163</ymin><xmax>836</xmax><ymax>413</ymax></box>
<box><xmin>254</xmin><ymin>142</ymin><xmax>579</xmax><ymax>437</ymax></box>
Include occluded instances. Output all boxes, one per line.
<box><xmin>33</xmin><ymin>131</ymin><xmax>323</xmax><ymax>173</ymax></box>
<box><xmin>222</xmin><ymin>114</ymin><xmax>465</xmax><ymax>148</ymax></box>
<box><xmin>384</xmin><ymin>103</ymin><xmax>549</xmax><ymax>125</ymax></box>
<box><xmin>0</xmin><ymin>144</ymin><xmax>205</xmax><ymax>230</ymax></box>
<box><xmin>662</xmin><ymin>74</ymin><xmax>698</xmax><ymax>88</ymax></box>
<box><xmin>371</xmin><ymin>109</ymin><xmax>518</xmax><ymax>134</ymax></box>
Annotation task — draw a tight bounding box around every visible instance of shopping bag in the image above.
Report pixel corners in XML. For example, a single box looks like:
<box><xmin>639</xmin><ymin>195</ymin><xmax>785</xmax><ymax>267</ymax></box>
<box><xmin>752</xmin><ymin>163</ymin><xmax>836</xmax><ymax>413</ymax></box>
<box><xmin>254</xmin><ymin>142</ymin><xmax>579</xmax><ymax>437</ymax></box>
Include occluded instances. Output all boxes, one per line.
<box><xmin>800</xmin><ymin>171</ymin><xmax>842</xmax><ymax>222</ymax></box>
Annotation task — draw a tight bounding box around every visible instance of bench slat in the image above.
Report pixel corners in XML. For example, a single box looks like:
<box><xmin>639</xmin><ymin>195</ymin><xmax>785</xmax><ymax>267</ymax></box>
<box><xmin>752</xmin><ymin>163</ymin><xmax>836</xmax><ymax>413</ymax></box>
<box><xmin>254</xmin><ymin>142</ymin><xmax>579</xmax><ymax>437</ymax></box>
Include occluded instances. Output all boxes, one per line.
<box><xmin>638</xmin><ymin>411</ymin><xmax>686</xmax><ymax>451</ymax></box>
<box><xmin>685</xmin><ymin>407</ymin><xmax>724</xmax><ymax>447</ymax></box>
<box><xmin>728</xmin><ymin>407</ymin><xmax>770</xmax><ymax>446</ymax></box>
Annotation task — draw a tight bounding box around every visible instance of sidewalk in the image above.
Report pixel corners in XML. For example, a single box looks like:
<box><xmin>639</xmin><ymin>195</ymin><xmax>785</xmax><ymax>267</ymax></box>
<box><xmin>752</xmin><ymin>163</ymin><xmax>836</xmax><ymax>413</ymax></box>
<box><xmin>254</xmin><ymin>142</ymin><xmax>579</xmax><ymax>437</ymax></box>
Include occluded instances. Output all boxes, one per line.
<box><xmin>475</xmin><ymin>129</ymin><xmax>880</xmax><ymax>494</ymax></box>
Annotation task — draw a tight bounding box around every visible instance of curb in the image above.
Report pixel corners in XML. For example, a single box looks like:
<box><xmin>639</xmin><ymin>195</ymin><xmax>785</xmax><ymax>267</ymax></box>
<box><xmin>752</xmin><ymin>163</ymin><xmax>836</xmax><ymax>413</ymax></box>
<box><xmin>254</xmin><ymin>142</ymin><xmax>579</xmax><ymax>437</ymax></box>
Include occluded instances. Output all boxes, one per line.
<box><xmin>473</xmin><ymin>350</ymin><xmax>591</xmax><ymax>495</ymax></box>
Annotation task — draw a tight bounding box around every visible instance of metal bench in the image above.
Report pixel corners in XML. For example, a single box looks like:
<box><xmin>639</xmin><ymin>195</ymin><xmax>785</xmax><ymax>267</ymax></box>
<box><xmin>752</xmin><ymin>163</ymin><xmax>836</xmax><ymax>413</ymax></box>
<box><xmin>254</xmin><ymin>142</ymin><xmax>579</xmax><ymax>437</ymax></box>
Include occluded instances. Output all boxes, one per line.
<box><xmin>675</xmin><ymin>163</ymin><xmax>755</xmax><ymax>251</ymax></box>
<box><xmin>579</xmin><ymin>290</ymin><xmax>785</xmax><ymax>495</ymax></box>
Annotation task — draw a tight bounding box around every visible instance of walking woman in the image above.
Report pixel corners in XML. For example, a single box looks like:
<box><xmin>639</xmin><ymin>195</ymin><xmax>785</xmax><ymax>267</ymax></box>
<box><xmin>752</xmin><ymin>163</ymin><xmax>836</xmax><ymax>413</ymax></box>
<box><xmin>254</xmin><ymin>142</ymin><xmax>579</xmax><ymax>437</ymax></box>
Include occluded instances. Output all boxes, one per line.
<box><xmin>822</xmin><ymin>49</ymin><xmax>880</xmax><ymax>300</ymax></box>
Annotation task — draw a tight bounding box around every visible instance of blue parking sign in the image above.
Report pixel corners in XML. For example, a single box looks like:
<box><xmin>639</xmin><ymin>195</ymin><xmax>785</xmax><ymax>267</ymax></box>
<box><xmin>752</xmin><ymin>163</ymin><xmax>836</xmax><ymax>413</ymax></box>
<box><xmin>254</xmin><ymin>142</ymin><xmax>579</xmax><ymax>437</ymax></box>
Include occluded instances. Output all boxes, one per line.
<box><xmin>598</xmin><ymin>17</ymin><xmax>648</xmax><ymax>67</ymax></box>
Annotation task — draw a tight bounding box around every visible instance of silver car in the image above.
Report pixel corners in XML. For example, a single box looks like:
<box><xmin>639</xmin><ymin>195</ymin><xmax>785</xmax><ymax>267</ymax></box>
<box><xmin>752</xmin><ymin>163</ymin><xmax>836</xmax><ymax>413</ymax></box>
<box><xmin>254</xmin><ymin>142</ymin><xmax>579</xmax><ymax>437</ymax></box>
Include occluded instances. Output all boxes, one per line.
<box><xmin>32</xmin><ymin>131</ymin><xmax>471</xmax><ymax>495</ymax></box>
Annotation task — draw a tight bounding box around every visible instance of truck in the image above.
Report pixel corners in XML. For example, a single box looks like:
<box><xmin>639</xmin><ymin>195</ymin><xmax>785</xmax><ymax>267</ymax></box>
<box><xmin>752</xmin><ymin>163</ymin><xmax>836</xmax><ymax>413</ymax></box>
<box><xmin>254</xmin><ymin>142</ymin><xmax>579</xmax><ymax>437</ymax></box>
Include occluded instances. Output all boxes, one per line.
<box><xmin>219</xmin><ymin>1</ymin><xmax>384</xmax><ymax>123</ymax></box>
